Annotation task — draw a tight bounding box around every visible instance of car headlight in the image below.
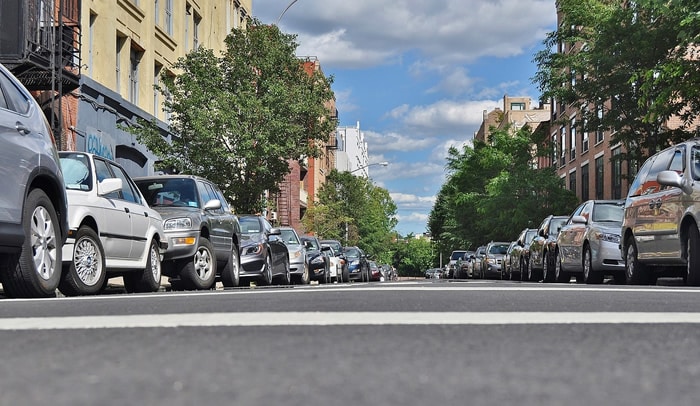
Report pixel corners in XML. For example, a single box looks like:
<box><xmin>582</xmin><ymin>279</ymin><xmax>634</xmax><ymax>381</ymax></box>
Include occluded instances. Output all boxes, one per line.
<box><xmin>311</xmin><ymin>256</ymin><xmax>325</xmax><ymax>265</ymax></box>
<box><xmin>164</xmin><ymin>217</ymin><xmax>192</xmax><ymax>231</ymax></box>
<box><xmin>244</xmin><ymin>243</ymin><xmax>263</xmax><ymax>255</ymax></box>
<box><xmin>292</xmin><ymin>251</ymin><xmax>302</xmax><ymax>259</ymax></box>
<box><xmin>595</xmin><ymin>232</ymin><xmax>620</xmax><ymax>244</ymax></box>
<box><xmin>350</xmin><ymin>260</ymin><xmax>359</xmax><ymax>266</ymax></box>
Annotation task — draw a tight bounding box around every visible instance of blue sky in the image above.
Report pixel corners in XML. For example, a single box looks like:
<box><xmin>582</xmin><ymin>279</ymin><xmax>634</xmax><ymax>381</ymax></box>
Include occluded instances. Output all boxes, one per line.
<box><xmin>253</xmin><ymin>0</ymin><xmax>558</xmax><ymax>236</ymax></box>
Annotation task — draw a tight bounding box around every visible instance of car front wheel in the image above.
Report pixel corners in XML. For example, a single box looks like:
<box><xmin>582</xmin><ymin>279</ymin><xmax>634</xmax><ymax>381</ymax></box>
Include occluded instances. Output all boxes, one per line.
<box><xmin>59</xmin><ymin>226</ymin><xmax>106</xmax><ymax>296</ymax></box>
<box><xmin>625</xmin><ymin>237</ymin><xmax>653</xmax><ymax>285</ymax></box>
<box><xmin>686</xmin><ymin>225</ymin><xmax>700</xmax><ymax>286</ymax></box>
<box><xmin>0</xmin><ymin>189</ymin><xmax>62</xmax><ymax>298</ymax></box>
<box><xmin>583</xmin><ymin>246</ymin><xmax>603</xmax><ymax>284</ymax></box>
<box><xmin>221</xmin><ymin>246</ymin><xmax>240</xmax><ymax>288</ymax></box>
<box><xmin>179</xmin><ymin>237</ymin><xmax>217</xmax><ymax>290</ymax></box>
<box><xmin>124</xmin><ymin>239</ymin><xmax>162</xmax><ymax>293</ymax></box>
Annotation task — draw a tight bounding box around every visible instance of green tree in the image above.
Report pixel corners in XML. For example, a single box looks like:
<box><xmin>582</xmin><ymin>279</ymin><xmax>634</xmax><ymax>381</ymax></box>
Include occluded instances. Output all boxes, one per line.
<box><xmin>126</xmin><ymin>19</ymin><xmax>336</xmax><ymax>213</ymax></box>
<box><xmin>428</xmin><ymin>126</ymin><xmax>578</xmax><ymax>257</ymax></box>
<box><xmin>392</xmin><ymin>237</ymin><xmax>434</xmax><ymax>277</ymax></box>
<box><xmin>304</xmin><ymin>169</ymin><xmax>397</xmax><ymax>259</ymax></box>
<box><xmin>533</xmin><ymin>0</ymin><xmax>698</xmax><ymax>166</ymax></box>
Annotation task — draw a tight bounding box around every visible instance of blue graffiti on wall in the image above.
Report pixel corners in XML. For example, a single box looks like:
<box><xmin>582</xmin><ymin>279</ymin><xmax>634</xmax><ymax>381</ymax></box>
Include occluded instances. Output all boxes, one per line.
<box><xmin>86</xmin><ymin>133</ymin><xmax>114</xmax><ymax>160</ymax></box>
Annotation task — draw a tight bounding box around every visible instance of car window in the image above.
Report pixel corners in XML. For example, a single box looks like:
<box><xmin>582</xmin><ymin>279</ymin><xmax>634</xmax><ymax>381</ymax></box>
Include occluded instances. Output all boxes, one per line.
<box><xmin>200</xmin><ymin>182</ymin><xmax>222</xmax><ymax>213</ymax></box>
<box><xmin>627</xmin><ymin>154</ymin><xmax>656</xmax><ymax>197</ymax></box>
<box><xmin>280</xmin><ymin>229</ymin><xmax>300</xmax><ymax>245</ymax></box>
<box><xmin>592</xmin><ymin>202</ymin><xmax>623</xmax><ymax>222</ymax></box>
<box><xmin>0</xmin><ymin>70</ymin><xmax>30</xmax><ymax>115</ymax></box>
<box><xmin>549</xmin><ymin>218</ymin><xmax>568</xmax><ymax>236</ymax></box>
<box><xmin>60</xmin><ymin>153</ymin><xmax>93</xmax><ymax>191</ymax></box>
<box><xmin>213</xmin><ymin>186</ymin><xmax>231</xmax><ymax>213</ymax></box>
<box><xmin>109</xmin><ymin>162</ymin><xmax>139</xmax><ymax>204</ymax></box>
<box><xmin>642</xmin><ymin>148</ymin><xmax>674</xmax><ymax>195</ymax></box>
<box><xmin>692</xmin><ymin>146</ymin><xmax>700</xmax><ymax>181</ymax></box>
<box><xmin>668</xmin><ymin>148</ymin><xmax>684</xmax><ymax>174</ymax></box>
<box><xmin>93</xmin><ymin>158</ymin><xmax>120</xmax><ymax>199</ymax></box>
<box><xmin>240</xmin><ymin>217</ymin><xmax>262</xmax><ymax>234</ymax></box>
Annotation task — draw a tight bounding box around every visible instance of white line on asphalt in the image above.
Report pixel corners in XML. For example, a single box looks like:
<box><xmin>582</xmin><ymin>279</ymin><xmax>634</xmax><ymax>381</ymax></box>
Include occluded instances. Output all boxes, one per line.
<box><xmin>3</xmin><ymin>312</ymin><xmax>700</xmax><ymax>330</ymax></box>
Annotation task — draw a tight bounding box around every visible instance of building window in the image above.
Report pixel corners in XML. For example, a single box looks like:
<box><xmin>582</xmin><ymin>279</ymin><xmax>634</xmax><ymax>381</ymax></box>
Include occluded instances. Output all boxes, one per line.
<box><xmin>116</xmin><ymin>35</ymin><xmax>127</xmax><ymax>94</ymax></box>
<box><xmin>551</xmin><ymin>133</ymin><xmax>558</xmax><ymax>168</ymax></box>
<box><xmin>582</xmin><ymin>117</ymin><xmax>589</xmax><ymax>153</ymax></box>
<box><xmin>595</xmin><ymin>156</ymin><xmax>605</xmax><ymax>199</ymax></box>
<box><xmin>570</xmin><ymin>117</ymin><xmax>576</xmax><ymax>161</ymax></box>
<box><xmin>193</xmin><ymin>12</ymin><xmax>201</xmax><ymax>49</ymax></box>
<box><xmin>154</xmin><ymin>0</ymin><xmax>159</xmax><ymax>25</ymax></box>
<box><xmin>560</xmin><ymin>126</ymin><xmax>566</xmax><ymax>165</ymax></box>
<box><xmin>569</xmin><ymin>170</ymin><xmax>577</xmax><ymax>194</ymax></box>
<box><xmin>510</xmin><ymin>102</ymin><xmax>525</xmax><ymax>111</ymax></box>
<box><xmin>165</xmin><ymin>0</ymin><xmax>173</xmax><ymax>35</ymax></box>
<box><xmin>88</xmin><ymin>12</ymin><xmax>96</xmax><ymax>76</ymax></box>
<box><xmin>596</xmin><ymin>104</ymin><xmax>604</xmax><ymax>144</ymax></box>
<box><xmin>153</xmin><ymin>63</ymin><xmax>162</xmax><ymax>118</ymax></box>
<box><xmin>612</xmin><ymin>147</ymin><xmax>622</xmax><ymax>199</ymax></box>
<box><xmin>581</xmin><ymin>164</ymin><xmax>590</xmax><ymax>201</ymax></box>
<box><xmin>129</xmin><ymin>47</ymin><xmax>142</xmax><ymax>104</ymax></box>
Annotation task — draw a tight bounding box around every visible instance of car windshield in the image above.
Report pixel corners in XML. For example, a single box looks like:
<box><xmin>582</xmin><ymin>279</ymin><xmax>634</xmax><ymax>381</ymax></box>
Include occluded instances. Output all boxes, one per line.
<box><xmin>302</xmin><ymin>238</ymin><xmax>319</xmax><ymax>250</ymax></box>
<box><xmin>239</xmin><ymin>217</ymin><xmax>262</xmax><ymax>234</ymax></box>
<box><xmin>550</xmin><ymin>218</ymin><xmax>568</xmax><ymax>235</ymax></box>
<box><xmin>60</xmin><ymin>153</ymin><xmax>93</xmax><ymax>191</ymax></box>
<box><xmin>450</xmin><ymin>251</ymin><xmax>466</xmax><ymax>260</ymax></box>
<box><xmin>592</xmin><ymin>202</ymin><xmax>624</xmax><ymax>222</ymax></box>
<box><xmin>344</xmin><ymin>247</ymin><xmax>361</xmax><ymax>258</ymax></box>
<box><xmin>280</xmin><ymin>229</ymin><xmax>300</xmax><ymax>245</ymax></box>
<box><xmin>525</xmin><ymin>229</ymin><xmax>537</xmax><ymax>244</ymax></box>
<box><xmin>489</xmin><ymin>244</ymin><xmax>509</xmax><ymax>255</ymax></box>
<box><xmin>136</xmin><ymin>178</ymin><xmax>200</xmax><ymax>208</ymax></box>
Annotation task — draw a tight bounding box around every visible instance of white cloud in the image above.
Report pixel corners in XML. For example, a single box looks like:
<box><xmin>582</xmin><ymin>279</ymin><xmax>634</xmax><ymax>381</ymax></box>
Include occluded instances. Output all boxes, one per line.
<box><xmin>395</xmin><ymin>212</ymin><xmax>430</xmax><ymax>223</ymax></box>
<box><xmin>398</xmin><ymin>99</ymin><xmax>500</xmax><ymax>133</ymax></box>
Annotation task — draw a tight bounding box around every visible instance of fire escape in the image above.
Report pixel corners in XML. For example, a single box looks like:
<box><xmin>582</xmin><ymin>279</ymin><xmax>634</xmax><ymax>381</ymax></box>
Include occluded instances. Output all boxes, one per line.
<box><xmin>0</xmin><ymin>0</ymin><xmax>81</xmax><ymax>149</ymax></box>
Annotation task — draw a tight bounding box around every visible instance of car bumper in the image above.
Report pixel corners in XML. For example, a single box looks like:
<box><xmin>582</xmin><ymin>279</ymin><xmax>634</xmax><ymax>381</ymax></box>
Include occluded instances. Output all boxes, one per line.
<box><xmin>289</xmin><ymin>258</ymin><xmax>305</xmax><ymax>275</ymax></box>
<box><xmin>240</xmin><ymin>252</ymin><xmax>266</xmax><ymax>277</ymax></box>
<box><xmin>348</xmin><ymin>268</ymin><xmax>363</xmax><ymax>280</ymax></box>
<box><xmin>162</xmin><ymin>230</ymin><xmax>200</xmax><ymax>261</ymax></box>
<box><xmin>592</xmin><ymin>241</ymin><xmax>625</xmax><ymax>271</ymax></box>
<box><xmin>484</xmin><ymin>264</ymin><xmax>502</xmax><ymax>278</ymax></box>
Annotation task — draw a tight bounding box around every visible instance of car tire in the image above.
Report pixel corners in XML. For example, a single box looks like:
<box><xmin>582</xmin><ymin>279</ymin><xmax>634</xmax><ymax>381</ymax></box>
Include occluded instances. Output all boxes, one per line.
<box><xmin>527</xmin><ymin>258</ymin><xmax>536</xmax><ymax>282</ymax></box>
<box><xmin>179</xmin><ymin>237</ymin><xmax>217</xmax><ymax>290</ymax></box>
<box><xmin>555</xmin><ymin>253</ymin><xmax>569</xmax><ymax>283</ymax></box>
<box><xmin>686</xmin><ymin>225</ymin><xmax>700</xmax><ymax>286</ymax></box>
<box><xmin>274</xmin><ymin>258</ymin><xmax>291</xmax><ymax>285</ymax></box>
<box><xmin>59</xmin><ymin>226</ymin><xmax>106</xmax><ymax>296</ymax></box>
<box><xmin>342</xmin><ymin>266</ymin><xmax>349</xmax><ymax>283</ymax></box>
<box><xmin>0</xmin><ymin>189</ymin><xmax>62</xmax><ymax>298</ymax></box>
<box><xmin>123</xmin><ymin>239</ymin><xmax>162</xmax><ymax>293</ymax></box>
<box><xmin>542</xmin><ymin>252</ymin><xmax>555</xmax><ymax>283</ymax></box>
<box><xmin>520</xmin><ymin>260</ymin><xmax>528</xmax><ymax>282</ymax></box>
<box><xmin>299</xmin><ymin>262</ymin><xmax>310</xmax><ymax>285</ymax></box>
<box><xmin>220</xmin><ymin>246</ymin><xmax>241</xmax><ymax>288</ymax></box>
<box><xmin>583</xmin><ymin>246</ymin><xmax>604</xmax><ymax>284</ymax></box>
<box><xmin>259</xmin><ymin>254</ymin><xmax>273</xmax><ymax>286</ymax></box>
<box><xmin>625</xmin><ymin>237</ymin><xmax>653</xmax><ymax>285</ymax></box>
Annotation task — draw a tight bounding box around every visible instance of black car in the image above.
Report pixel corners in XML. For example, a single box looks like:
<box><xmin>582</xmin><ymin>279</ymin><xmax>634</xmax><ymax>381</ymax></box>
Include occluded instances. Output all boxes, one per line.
<box><xmin>300</xmin><ymin>236</ymin><xmax>331</xmax><ymax>283</ymax></box>
<box><xmin>343</xmin><ymin>246</ymin><xmax>369</xmax><ymax>282</ymax></box>
<box><xmin>238</xmin><ymin>215</ymin><xmax>290</xmax><ymax>285</ymax></box>
<box><xmin>134</xmin><ymin>175</ymin><xmax>241</xmax><ymax>290</ymax></box>
<box><xmin>320</xmin><ymin>239</ymin><xmax>348</xmax><ymax>282</ymax></box>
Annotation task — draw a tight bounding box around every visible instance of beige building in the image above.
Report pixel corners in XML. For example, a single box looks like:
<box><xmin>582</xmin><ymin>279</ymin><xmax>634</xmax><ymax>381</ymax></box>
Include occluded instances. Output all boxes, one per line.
<box><xmin>474</xmin><ymin>95</ymin><xmax>550</xmax><ymax>143</ymax></box>
<box><xmin>72</xmin><ymin>0</ymin><xmax>251</xmax><ymax>174</ymax></box>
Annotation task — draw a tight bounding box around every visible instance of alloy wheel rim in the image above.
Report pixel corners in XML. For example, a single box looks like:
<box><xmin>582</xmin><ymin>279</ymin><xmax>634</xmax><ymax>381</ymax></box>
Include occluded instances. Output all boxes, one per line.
<box><xmin>74</xmin><ymin>237</ymin><xmax>101</xmax><ymax>286</ymax></box>
<box><xmin>30</xmin><ymin>206</ymin><xmax>58</xmax><ymax>281</ymax></box>
<box><xmin>195</xmin><ymin>247</ymin><xmax>213</xmax><ymax>281</ymax></box>
<box><xmin>150</xmin><ymin>244</ymin><xmax>161</xmax><ymax>282</ymax></box>
<box><xmin>626</xmin><ymin>244</ymin><xmax>635</xmax><ymax>279</ymax></box>
<box><xmin>584</xmin><ymin>249</ymin><xmax>591</xmax><ymax>279</ymax></box>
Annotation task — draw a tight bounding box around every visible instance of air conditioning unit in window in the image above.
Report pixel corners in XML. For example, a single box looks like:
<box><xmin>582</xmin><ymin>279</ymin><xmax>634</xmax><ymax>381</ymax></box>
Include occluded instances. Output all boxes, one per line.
<box><xmin>271</xmin><ymin>211</ymin><xmax>278</xmax><ymax>221</ymax></box>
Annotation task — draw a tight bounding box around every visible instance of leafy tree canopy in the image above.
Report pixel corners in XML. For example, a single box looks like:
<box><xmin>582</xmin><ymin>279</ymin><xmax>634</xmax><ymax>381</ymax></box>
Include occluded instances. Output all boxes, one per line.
<box><xmin>127</xmin><ymin>19</ymin><xmax>336</xmax><ymax>213</ymax></box>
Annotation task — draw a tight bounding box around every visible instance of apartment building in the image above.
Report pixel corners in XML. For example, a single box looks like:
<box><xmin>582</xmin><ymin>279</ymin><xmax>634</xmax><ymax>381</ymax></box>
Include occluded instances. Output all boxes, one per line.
<box><xmin>474</xmin><ymin>95</ymin><xmax>550</xmax><ymax>144</ymax></box>
<box><xmin>71</xmin><ymin>0</ymin><xmax>250</xmax><ymax>175</ymax></box>
<box><xmin>336</xmin><ymin>121</ymin><xmax>370</xmax><ymax>177</ymax></box>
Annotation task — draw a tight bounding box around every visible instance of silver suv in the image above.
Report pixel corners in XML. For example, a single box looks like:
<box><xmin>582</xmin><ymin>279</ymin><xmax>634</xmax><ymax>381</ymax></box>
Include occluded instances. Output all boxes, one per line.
<box><xmin>621</xmin><ymin>139</ymin><xmax>700</xmax><ymax>286</ymax></box>
<box><xmin>0</xmin><ymin>63</ymin><xmax>68</xmax><ymax>298</ymax></box>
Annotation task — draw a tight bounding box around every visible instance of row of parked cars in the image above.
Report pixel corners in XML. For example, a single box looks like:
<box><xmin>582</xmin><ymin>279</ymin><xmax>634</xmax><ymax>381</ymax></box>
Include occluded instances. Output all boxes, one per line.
<box><xmin>448</xmin><ymin>137</ymin><xmax>700</xmax><ymax>286</ymax></box>
<box><xmin>0</xmin><ymin>64</ymin><xmax>383</xmax><ymax>299</ymax></box>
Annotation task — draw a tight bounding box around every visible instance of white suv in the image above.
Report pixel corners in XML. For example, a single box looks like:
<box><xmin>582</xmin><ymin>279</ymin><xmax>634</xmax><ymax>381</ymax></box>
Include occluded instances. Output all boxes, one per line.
<box><xmin>59</xmin><ymin>152</ymin><xmax>167</xmax><ymax>295</ymax></box>
<box><xmin>621</xmin><ymin>139</ymin><xmax>700</xmax><ymax>285</ymax></box>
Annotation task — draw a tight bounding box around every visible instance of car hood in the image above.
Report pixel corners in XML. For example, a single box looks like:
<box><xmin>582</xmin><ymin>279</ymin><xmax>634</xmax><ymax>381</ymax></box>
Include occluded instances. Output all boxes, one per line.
<box><xmin>241</xmin><ymin>233</ymin><xmax>265</xmax><ymax>246</ymax></box>
<box><xmin>592</xmin><ymin>222</ymin><xmax>623</xmax><ymax>235</ymax></box>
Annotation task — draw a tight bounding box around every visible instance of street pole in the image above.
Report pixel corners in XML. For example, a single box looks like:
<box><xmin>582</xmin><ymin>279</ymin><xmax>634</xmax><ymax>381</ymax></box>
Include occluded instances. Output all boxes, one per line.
<box><xmin>277</xmin><ymin>0</ymin><xmax>299</xmax><ymax>24</ymax></box>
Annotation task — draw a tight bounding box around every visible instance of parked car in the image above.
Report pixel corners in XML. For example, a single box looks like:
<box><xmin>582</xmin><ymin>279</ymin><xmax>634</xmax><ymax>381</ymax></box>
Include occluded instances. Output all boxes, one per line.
<box><xmin>368</xmin><ymin>260</ymin><xmax>381</xmax><ymax>281</ymax></box>
<box><xmin>470</xmin><ymin>246</ymin><xmax>487</xmax><ymax>278</ymax></box>
<box><xmin>300</xmin><ymin>236</ymin><xmax>330</xmax><ymax>283</ymax></box>
<box><xmin>134</xmin><ymin>175</ymin><xmax>241</xmax><ymax>290</ymax></box>
<box><xmin>59</xmin><ymin>152</ymin><xmax>167</xmax><ymax>295</ymax></box>
<box><xmin>320</xmin><ymin>239</ymin><xmax>348</xmax><ymax>282</ymax></box>
<box><xmin>556</xmin><ymin>200</ymin><xmax>626</xmax><ymax>284</ymax></box>
<box><xmin>236</xmin><ymin>215</ymin><xmax>290</xmax><ymax>286</ymax></box>
<box><xmin>510</xmin><ymin>228</ymin><xmax>538</xmax><ymax>281</ymax></box>
<box><xmin>621</xmin><ymin>140</ymin><xmax>700</xmax><ymax>285</ymax></box>
<box><xmin>458</xmin><ymin>251</ymin><xmax>475</xmax><ymax>278</ymax></box>
<box><xmin>278</xmin><ymin>227</ymin><xmax>309</xmax><ymax>284</ymax></box>
<box><xmin>480</xmin><ymin>241</ymin><xmax>510</xmax><ymax>279</ymax></box>
<box><xmin>527</xmin><ymin>215</ymin><xmax>569</xmax><ymax>282</ymax></box>
<box><xmin>321</xmin><ymin>244</ymin><xmax>343</xmax><ymax>283</ymax></box>
<box><xmin>425</xmin><ymin>268</ymin><xmax>443</xmax><ymax>279</ymax></box>
<box><xmin>344</xmin><ymin>246</ymin><xmax>369</xmax><ymax>282</ymax></box>
<box><xmin>0</xmin><ymin>63</ymin><xmax>68</xmax><ymax>298</ymax></box>
<box><xmin>502</xmin><ymin>241</ymin><xmax>518</xmax><ymax>279</ymax></box>
<box><xmin>447</xmin><ymin>250</ymin><xmax>467</xmax><ymax>279</ymax></box>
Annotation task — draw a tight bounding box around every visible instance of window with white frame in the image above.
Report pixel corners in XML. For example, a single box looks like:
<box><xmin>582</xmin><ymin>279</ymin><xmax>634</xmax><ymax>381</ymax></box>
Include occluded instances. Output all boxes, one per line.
<box><xmin>570</xmin><ymin>117</ymin><xmax>576</xmax><ymax>160</ymax></box>
<box><xmin>166</xmin><ymin>0</ymin><xmax>173</xmax><ymax>35</ymax></box>
<box><xmin>129</xmin><ymin>46</ymin><xmax>142</xmax><ymax>104</ymax></box>
<box><xmin>596</xmin><ymin>104</ymin><xmax>604</xmax><ymax>144</ymax></box>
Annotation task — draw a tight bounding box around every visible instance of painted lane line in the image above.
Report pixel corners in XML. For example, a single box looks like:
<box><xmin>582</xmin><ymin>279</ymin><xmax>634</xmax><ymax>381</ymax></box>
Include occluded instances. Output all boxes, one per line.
<box><xmin>3</xmin><ymin>312</ymin><xmax>700</xmax><ymax>330</ymax></box>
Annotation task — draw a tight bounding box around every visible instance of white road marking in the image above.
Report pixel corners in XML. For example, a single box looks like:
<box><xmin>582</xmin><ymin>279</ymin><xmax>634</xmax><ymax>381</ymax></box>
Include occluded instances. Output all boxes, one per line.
<box><xmin>2</xmin><ymin>312</ymin><xmax>700</xmax><ymax>330</ymax></box>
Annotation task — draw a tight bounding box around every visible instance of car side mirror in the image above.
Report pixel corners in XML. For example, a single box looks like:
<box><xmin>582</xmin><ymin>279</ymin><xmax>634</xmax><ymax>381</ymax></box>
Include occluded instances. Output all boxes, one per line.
<box><xmin>203</xmin><ymin>199</ymin><xmax>221</xmax><ymax>211</ymax></box>
<box><xmin>321</xmin><ymin>246</ymin><xmax>331</xmax><ymax>252</ymax></box>
<box><xmin>658</xmin><ymin>170</ymin><xmax>693</xmax><ymax>194</ymax></box>
<box><xmin>571</xmin><ymin>215</ymin><xmax>587</xmax><ymax>224</ymax></box>
<box><xmin>98</xmin><ymin>178</ymin><xmax>122</xmax><ymax>196</ymax></box>
<box><xmin>268</xmin><ymin>227</ymin><xmax>282</xmax><ymax>236</ymax></box>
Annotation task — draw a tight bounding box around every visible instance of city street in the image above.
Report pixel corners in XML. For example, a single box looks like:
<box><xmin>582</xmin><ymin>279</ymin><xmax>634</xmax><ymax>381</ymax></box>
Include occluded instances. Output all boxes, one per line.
<box><xmin>2</xmin><ymin>279</ymin><xmax>700</xmax><ymax>405</ymax></box>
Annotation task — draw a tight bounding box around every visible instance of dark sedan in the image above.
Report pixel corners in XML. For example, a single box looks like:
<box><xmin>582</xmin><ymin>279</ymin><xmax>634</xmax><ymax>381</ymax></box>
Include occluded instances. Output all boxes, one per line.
<box><xmin>238</xmin><ymin>215</ymin><xmax>290</xmax><ymax>286</ymax></box>
<box><xmin>344</xmin><ymin>246</ymin><xmax>369</xmax><ymax>282</ymax></box>
<box><xmin>300</xmin><ymin>236</ymin><xmax>331</xmax><ymax>283</ymax></box>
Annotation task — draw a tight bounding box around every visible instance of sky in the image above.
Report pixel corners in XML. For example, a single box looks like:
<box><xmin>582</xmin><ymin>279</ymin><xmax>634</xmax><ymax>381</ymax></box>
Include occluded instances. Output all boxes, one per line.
<box><xmin>252</xmin><ymin>0</ymin><xmax>558</xmax><ymax>236</ymax></box>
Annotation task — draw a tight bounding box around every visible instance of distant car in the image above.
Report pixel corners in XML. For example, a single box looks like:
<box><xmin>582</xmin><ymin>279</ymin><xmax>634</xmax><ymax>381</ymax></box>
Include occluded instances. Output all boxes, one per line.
<box><xmin>425</xmin><ymin>268</ymin><xmax>443</xmax><ymax>279</ymax></box>
<box><xmin>321</xmin><ymin>244</ymin><xmax>343</xmax><ymax>283</ymax></box>
<box><xmin>237</xmin><ymin>215</ymin><xmax>290</xmax><ymax>285</ymax></box>
<box><xmin>134</xmin><ymin>175</ymin><xmax>241</xmax><ymax>290</ymax></box>
<box><xmin>509</xmin><ymin>228</ymin><xmax>538</xmax><ymax>281</ymax></box>
<box><xmin>502</xmin><ymin>241</ymin><xmax>518</xmax><ymax>279</ymax></box>
<box><xmin>447</xmin><ymin>250</ymin><xmax>467</xmax><ymax>279</ymax></box>
<box><xmin>458</xmin><ymin>251</ymin><xmax>475</xmax><ymax>278</ymax></box>
<box><xmin>480</xmin><ymin>241</ymin><xmax>510</xmax><ymax>279</ymax></box>
<box><xmin>527</xmin><ymin>215</ymin><xmax>569</xmax><ymax>282</ymax></box>
<box><xmin>368</xmin><ymin>260</ymin><xmax>381</xmax><ymax>281</ymax></box>
<box><xmin>557</xmin><ymin>200</ymin><xmax>625</xmax><ymax>284</ymax></box>
<box><xmin>320</xmin><ymin>239</ymin><xmax>348</xmax><ymax>282</ymax></box>
<box><xmin>300</xmin><ymin>236</ymin><xmax>330</xmax><ymax>283</ymax></box>
<box><xmin>278</xmin><ymin>227</ymin><xmax>309</xmax><ymax>284</ymax></box>
<box><xmin>620</xmin><ymin>139</ymin><xmax>700</xmax><ymax>286</ymax></box>
<box><xmin>59</xmin><ymin>152</ymin><xmax>168</xmax><ymax>295</ymax></box>
<box><xmin>344</xmin><ymin>246</ymin><xmax>369</xmax><ymax>282</ymax></box>
<box><xmin>470</xmin><ymin>246</ymin><xmax>487</xmax><ymax>278</ymax></box>
<box><xmin>0</xmin><ymin>63</ymin><xmax>68</xmax><ymax>298</ymax></box>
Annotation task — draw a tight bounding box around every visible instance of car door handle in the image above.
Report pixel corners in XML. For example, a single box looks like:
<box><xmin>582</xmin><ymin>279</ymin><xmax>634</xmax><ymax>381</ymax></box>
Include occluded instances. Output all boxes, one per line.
<box><xmin>648</xmin><ymin>199</ymin><xmax>662</xmax><ymax>209</ymax></box>
<box><xmin>144</xmin><ymin>212</ymin><xmax>149</xmax><ymax>217</ymax></box>
<box><xmin>124</xmin><ymin>207</ymin><xmax>130</xmax><ymax>213</ymax></box>
<box><xmin>15</xmin><ymin>122</ymin><xmax>30</xmax><ymax>135</ymax></box>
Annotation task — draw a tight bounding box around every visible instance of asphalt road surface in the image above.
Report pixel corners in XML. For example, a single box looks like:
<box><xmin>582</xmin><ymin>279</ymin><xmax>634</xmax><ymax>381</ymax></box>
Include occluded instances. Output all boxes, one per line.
<box><xmin>2</xmin><ymin>278</ymin><xmax>700</xmax><ymax>406</ymax></box>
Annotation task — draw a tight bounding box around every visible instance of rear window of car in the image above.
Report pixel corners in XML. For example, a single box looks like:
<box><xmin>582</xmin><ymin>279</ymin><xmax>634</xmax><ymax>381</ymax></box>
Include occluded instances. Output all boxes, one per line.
<box><xmin>280</xmin><ymin>229</ymin><xmax>300</xmax><ymax>244</ymax></box>
<box><xmin>240</xmin><ymin>217</ymin><xmax>262</xmax><ymax>234</ymax></box>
